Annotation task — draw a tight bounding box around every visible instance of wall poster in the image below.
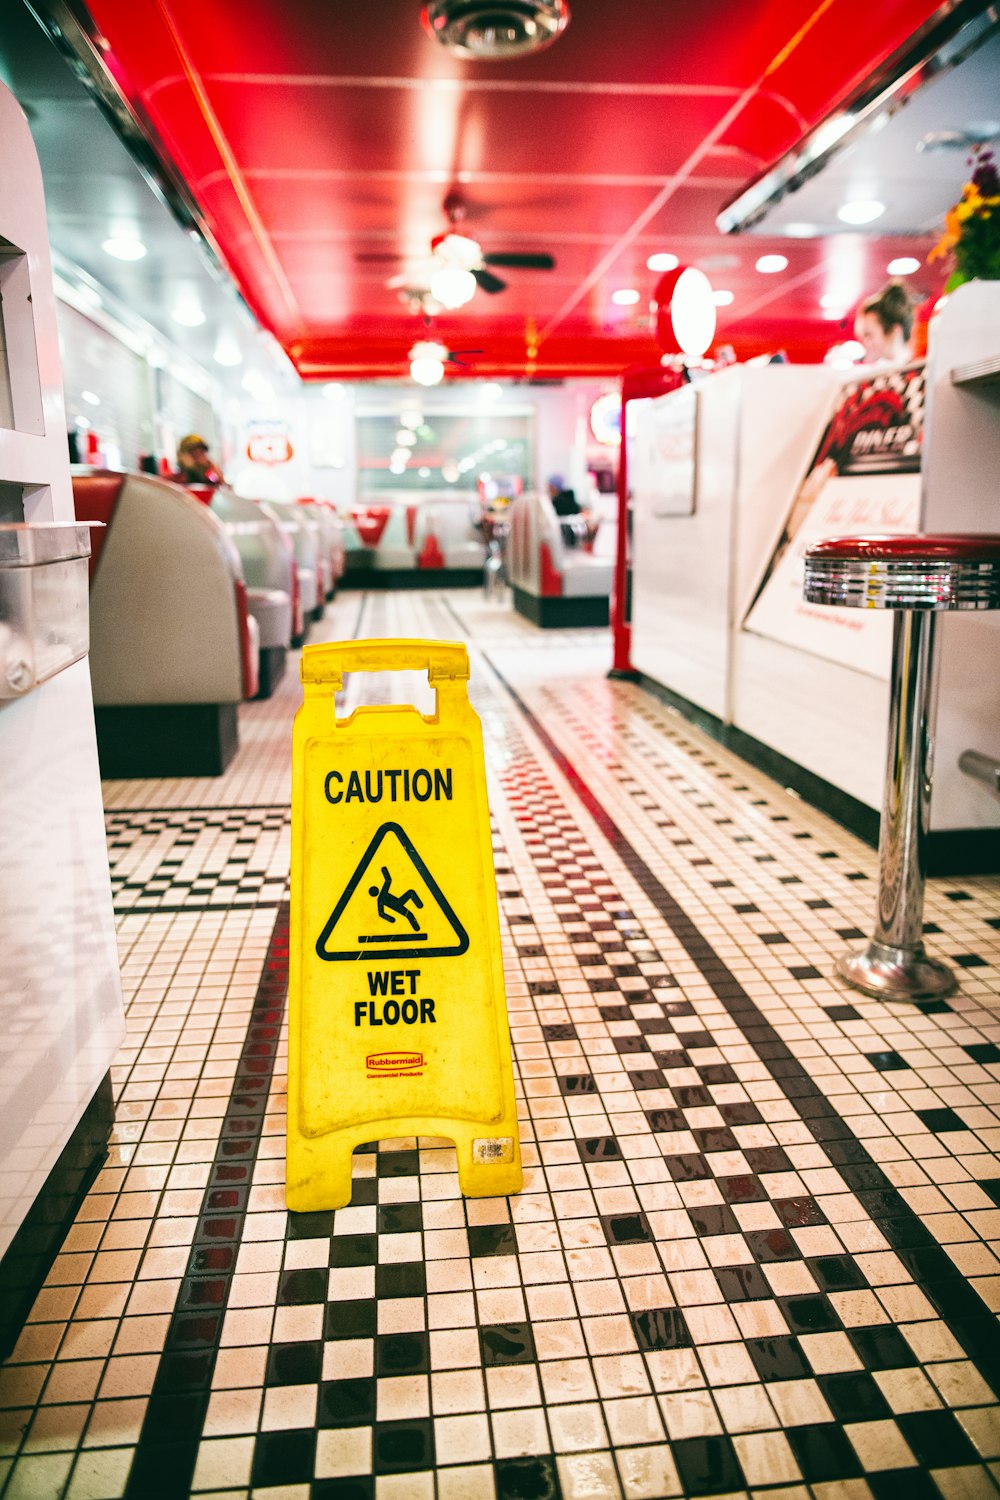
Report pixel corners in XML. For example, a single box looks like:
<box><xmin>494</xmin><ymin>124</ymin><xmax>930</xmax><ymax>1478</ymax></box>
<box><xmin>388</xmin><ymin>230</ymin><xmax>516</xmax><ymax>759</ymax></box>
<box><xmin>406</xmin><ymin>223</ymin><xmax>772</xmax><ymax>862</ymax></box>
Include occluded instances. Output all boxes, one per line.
<box><xmin>743</xmin><ymin>363</ymin><xmax>925</xmax><ymax>679</ymax></box>
<box><xmin>633</xmin><ymin>383</ymin><xmax>698</xmax><ymax>517</ymax></box>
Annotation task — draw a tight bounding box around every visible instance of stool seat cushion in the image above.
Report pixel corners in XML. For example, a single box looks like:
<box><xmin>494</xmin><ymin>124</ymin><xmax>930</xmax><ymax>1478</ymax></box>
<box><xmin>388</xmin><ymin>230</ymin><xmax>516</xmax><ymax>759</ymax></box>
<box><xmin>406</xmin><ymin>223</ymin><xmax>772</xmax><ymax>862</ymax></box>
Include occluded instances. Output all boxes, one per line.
<box><xmin>803</xmin><ymin>533</ymin><xmax>1000</xmax><ymax>612</ymax></box>
<box><xmin>805</xmin><ymin>533</ymin><xmax>1000</xmax><ymax>564</ymax></box>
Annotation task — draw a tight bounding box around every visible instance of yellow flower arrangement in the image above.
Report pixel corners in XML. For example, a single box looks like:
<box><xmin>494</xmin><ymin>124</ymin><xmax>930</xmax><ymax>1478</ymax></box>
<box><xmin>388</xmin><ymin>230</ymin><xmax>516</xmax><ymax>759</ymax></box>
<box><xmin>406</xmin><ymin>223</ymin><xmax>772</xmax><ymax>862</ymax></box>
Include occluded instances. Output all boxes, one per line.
<box><xmin>929</xmin><ymin>147</ymin><xmax>1000</xmax><ymax>289</ymax></box>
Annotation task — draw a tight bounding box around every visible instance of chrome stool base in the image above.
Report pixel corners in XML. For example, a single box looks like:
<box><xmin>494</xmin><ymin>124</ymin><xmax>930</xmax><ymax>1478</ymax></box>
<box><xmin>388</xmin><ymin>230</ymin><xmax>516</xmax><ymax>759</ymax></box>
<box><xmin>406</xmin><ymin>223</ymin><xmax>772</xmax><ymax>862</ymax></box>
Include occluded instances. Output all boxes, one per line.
<box><xmin>835</xmin><ymin>940</ymin><xmax>956</xmax><ymax>1003</ymax></box>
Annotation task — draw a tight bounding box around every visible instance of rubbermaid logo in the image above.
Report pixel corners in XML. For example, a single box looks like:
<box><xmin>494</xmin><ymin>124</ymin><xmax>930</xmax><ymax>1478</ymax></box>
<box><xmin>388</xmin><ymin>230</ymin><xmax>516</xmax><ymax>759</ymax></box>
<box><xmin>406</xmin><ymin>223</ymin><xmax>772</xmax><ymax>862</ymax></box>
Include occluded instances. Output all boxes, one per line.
<box><xmin>367</xmin><ymin>1051</ymin><xmax>424</xmax><ymax>1076</ymax></box>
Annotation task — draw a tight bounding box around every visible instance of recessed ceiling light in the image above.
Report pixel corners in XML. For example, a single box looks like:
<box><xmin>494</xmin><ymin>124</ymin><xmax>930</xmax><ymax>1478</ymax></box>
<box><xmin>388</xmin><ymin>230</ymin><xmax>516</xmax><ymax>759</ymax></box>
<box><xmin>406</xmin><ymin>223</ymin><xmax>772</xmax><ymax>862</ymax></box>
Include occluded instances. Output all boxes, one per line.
<box><xmin>820</xmin><ymin>293</ymin><xmax>848</xmax><ymax>308</ymax></box>
<box><xmin>713</xmin><ymin>289</ymin><xmax>734</xmax><ymax>306</ymax></box>
<box><xmin>755</xmin><ymin>254</ymin><xmax>788</xmax><ymax>274</ymax></box>
<box><xmin>102</xmin><ymin>236</ymin><xmax>146</xmax><ymax>261</ymax></box>
<box><xmin>783</xmin><ymin>223</ymin><xmax>818</xmax><ymax>238</ymax></box>
<box><xmin>172</xmin><ymin>301</ymin><xmax>206</xmax><ymax>327</ymax></box>
<box><xmin>612</xmin><ymin>288</ymin><xmax>640</xmax><ymax>305</ymax></box>
<box><xmin>81</xmin><ymin>390</ymin><xmax>100</xmax><ymax>406</ymax></box>
<box><xmin>887</xmin><ymin>256</ymin><xmax>920</xmax><ymax>275</ymax></box>
<box><xmin>646</xmin><ymin>253</ymin><xmax>679</xmax><ymax>273</ymax></box>
<box><xmin>213</xmin><ymin>335</ymin><xmax>242</xmax><ymax>367</ymax></box>
<box><xmin>837</xmin><ymin>199</ymin><xmax>885</xmax><ymax>225</ymax></box>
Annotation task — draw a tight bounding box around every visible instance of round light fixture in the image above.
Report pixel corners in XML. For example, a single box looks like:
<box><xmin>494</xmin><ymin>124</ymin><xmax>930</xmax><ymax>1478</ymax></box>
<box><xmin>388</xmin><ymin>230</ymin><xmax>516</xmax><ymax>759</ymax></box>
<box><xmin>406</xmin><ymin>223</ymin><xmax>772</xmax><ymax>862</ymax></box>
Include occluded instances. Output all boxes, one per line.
<box><xmin>410</xmin><ymin>357</ymin><xmax>446</xmax><ymax>387</ymax></box>
<box><xmin>81</xmin><ymin>390</ymin><xmax>100</xmax><ymax>406</ymax></box>
<box><xmin>887</xmin><ymin>257</ymin><xmax>920</xmax><ymax>276</ymax></box>
<box><xmin>429</xmin><ymin>265</ymin><xmax>477</xmax><ymax>309</ymax></box>
<box><xmin>480</xmin><ymin>382</ymin><xmax>503</xmax><ymax>401</ymax></box>
<box><xmin>102</xmin><ymin>236</ymin><xmax>146</xmax><ymax>261</ymax></box>
<box><xmin>396</xmin><ymin>430</ymin><xmax>418</xmax><ymax>447</ymax></box>
<box><xmin>400</xmin><ymin>410</ymin><xmax>423</xmax><ymax>429</ymax></box>
<box><xmin>646</xmin><ymin>253</ymin><xmax>679</xmax><ymax>273</ymax></box>
<box><xmin>612</xmin><ymin>288</ymin><xmax>640</xmax><ymax>306</ymax></box>
<box><xmin>783</xmin><ymin>222</ymin><xmax>818</xmax><ymax>239</ymax></box>
<box><xmin>837</xmin><ymin>199</ymin><xmax>885</xmax><ymax>225</ymax></box>
<box><xmin>418</xmin><ymin>467</ymin><xmax>432</xmax><ymax>479</ymax></box>
<box><xmin>433</xmin><ymin>232</ymin><xmax>483</xmax><ymax>270</ymax></box>
<box><xmin>712</xmin><ymin>289</ymin><xmax>734</xmax><ymax>307</ymax></box>
<box><xmin>172</xmin><ymin>301</ymin><xmax>206</xmax><ymax>327</ymax></box>
<box><xmin>213</xmin><ymin>335</ymin><xmax>242</xmax><ymax>367</ymax></box>
<box><xmin>755</xmin><ymin>254</ymin><xmax>788</xmax><ymax>274</ymax></box>
<box><xmin>421</xmin><ymin>0</ymin><xmax>570</xmax><ymax>59</ymax></box>
<box><xmin>651</xmin><ymin>266</ymin><xmax>718</xmax><ymax>357</ymax></box>
<box><xmin>824</xmin><ymin>339</ymin><xmax>866</xmax><ymax>366</ymax></box>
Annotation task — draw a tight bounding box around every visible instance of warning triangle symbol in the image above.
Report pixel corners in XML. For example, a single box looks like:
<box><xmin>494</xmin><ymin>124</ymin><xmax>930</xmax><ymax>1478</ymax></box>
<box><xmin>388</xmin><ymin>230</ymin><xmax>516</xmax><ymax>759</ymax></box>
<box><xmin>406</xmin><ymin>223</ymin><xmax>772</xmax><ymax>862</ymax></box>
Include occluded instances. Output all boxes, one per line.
<box><xmin>316</xmin><ymin>821</ymin><xmax>470</xmax><ymax>963</ymax></box>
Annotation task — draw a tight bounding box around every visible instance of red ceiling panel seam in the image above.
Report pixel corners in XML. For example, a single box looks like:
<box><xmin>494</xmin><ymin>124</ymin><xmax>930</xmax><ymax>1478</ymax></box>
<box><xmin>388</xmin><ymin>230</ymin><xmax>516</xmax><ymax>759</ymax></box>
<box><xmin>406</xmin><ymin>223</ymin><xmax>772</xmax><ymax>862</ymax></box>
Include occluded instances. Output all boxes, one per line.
<box><xmin>535</xmin><ymin>0</ymin><xmax>850</xmax><ymax>346</ymax></box>
<box><xmin>148</xmin><ymin>0</ymin><xmax>303</xmax><ymax>332</ymax></box>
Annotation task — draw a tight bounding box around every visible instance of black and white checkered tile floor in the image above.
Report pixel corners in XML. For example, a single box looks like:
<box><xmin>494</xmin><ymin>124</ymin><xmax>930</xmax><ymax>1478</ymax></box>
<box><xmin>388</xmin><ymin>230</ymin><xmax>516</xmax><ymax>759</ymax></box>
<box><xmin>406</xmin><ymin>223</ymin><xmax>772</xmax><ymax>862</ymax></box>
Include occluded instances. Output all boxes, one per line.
<box><xmin>2</xmin><ymin>588</ymin><xmax>999</xmax><ymax>1500</ymax></box>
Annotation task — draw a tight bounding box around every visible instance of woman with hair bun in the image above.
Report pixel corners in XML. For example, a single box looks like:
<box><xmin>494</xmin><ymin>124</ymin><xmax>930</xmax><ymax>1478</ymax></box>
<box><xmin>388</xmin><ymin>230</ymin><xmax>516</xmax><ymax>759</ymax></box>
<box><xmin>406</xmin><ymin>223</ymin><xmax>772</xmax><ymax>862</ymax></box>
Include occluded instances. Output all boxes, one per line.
<box><xmin>854</xmin><ymin>280</ymin><xmax>916</xmax><ymax>364</ymax></box>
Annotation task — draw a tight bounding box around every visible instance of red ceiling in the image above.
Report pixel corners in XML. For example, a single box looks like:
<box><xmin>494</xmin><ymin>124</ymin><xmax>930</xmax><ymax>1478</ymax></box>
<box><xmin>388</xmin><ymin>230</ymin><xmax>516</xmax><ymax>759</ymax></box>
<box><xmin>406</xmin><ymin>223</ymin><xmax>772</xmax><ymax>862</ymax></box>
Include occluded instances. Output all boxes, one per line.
<box><xmin>79</xmin><ymin>0</ymin><xmax>949</xmax><ymax>378</ymax></box>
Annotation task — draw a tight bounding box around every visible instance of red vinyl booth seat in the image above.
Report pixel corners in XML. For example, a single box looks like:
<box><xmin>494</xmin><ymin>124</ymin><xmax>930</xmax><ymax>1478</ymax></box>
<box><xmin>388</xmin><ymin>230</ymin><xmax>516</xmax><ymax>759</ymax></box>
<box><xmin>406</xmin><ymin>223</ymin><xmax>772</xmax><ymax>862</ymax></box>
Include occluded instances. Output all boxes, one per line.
<box><xmin>506</xmin><ymin>491</ymin><xmax>613</xmax><ymax>628</ymax></box>
<box><xmin>73</xmin><ymin>468</ymin><xmax>258</xmax><ymax>777</ymax></box>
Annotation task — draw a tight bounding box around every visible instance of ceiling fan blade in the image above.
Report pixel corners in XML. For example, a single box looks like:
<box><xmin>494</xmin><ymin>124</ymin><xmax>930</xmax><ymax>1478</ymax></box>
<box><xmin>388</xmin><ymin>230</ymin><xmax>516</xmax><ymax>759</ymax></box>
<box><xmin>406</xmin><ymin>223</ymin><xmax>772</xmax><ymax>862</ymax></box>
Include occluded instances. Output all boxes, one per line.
<box><xmin>483</xmin><ymin>252</ymin><xmax>555</xmax><ymax>270</ymax></box>
<box><xmin>473</xmin><ymin>268</ymin><xmax>507</xmax><ymax>294</ymax></box>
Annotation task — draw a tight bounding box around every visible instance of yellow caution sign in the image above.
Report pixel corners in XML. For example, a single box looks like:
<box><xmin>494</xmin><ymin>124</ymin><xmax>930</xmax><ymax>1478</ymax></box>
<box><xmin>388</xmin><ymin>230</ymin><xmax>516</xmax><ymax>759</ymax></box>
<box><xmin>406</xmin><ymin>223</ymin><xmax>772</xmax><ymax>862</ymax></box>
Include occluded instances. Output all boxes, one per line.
<box><xmin>287</xmin><ymin>639</ymin><xmax>522</xmax><ymax>1210</ymax></box>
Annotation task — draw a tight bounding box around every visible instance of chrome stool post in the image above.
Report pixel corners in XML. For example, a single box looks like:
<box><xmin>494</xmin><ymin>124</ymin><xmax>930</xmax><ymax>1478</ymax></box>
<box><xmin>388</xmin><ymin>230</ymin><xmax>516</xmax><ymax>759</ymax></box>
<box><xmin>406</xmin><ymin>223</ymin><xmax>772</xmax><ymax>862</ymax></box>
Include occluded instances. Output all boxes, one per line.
<box><xmin>803</xmin><ymin>534</ymin><xmax>1000</xmax><ymax>1002</ymax></box>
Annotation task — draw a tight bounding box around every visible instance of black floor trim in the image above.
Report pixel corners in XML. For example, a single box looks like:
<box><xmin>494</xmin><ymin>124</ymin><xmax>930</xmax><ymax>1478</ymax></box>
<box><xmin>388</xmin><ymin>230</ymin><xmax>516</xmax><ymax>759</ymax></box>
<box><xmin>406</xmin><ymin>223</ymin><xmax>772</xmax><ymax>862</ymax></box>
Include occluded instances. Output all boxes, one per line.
<box><xmin>634</xmin><ymin>671</ymin><xmax>999</xmax><ymax>874</ymax></box>
<box><xmin>483</xmin><ymin>653</ymin><xmax>1000</xmax><ymax>1388</ymax></box>
<box><xmin>0</xmin><ymin>1074</ymin><xmax>114</xmax><ymax>1361</ymax></box>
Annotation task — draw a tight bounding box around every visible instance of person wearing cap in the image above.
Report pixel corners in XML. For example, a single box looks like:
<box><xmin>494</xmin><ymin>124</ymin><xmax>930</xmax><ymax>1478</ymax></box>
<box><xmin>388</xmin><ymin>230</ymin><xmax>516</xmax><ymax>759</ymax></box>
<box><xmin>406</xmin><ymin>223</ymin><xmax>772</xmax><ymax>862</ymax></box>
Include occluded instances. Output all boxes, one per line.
<box><xmin>174</xmin><ymin>433</ymin><xmax>222</xmax><ymax>487</ymax></box>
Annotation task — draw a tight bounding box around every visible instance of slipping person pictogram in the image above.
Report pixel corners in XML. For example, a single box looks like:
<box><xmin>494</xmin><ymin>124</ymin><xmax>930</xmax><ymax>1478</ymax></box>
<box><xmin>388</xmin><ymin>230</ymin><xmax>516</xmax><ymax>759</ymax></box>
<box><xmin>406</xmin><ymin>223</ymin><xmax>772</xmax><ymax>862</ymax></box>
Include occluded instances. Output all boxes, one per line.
<box><xmin>368</xmin><ymin>866</ymin><xmax>424</xmax><ymax>932</ymax></box>
<box><xmin>315</xmin><ymin>821</ymin><xmax>469</xmax><ymax>962</ymax></box>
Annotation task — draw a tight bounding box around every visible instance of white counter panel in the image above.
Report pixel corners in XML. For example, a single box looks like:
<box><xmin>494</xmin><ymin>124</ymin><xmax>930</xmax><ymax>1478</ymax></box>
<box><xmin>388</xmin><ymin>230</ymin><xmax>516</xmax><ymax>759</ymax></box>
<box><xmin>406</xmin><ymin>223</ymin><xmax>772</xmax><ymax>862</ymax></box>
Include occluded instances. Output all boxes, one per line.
<box><xmin>631</xmin><ymin>373</ymin><xmax>740</xmax><ymax>718</ymax></box>
<box><xmin>0</xmin><ymin>658</ymin><xmax>123</xmax><ymax>1261</ymax></box>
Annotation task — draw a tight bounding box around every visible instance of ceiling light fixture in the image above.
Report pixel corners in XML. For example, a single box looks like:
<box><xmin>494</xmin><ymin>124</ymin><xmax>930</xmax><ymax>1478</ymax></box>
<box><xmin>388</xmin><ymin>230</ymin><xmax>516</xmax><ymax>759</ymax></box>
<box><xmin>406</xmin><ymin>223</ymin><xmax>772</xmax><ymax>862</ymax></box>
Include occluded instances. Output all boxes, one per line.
<box><xmin>172</xmin><ymin>301</ymin><xmax>206</xmax><ymax>327</ymax></box>
<box><xmin>81</xmin><ymin>390</ymin><xmax>100</xmax><ymax>406</ymax></box>
<box><xmin>429</xmin><ymin>265</ymin><xmax>477</xmax><ymax>309</ymax></box>
<box><xmin>612</xmin><ymin>288</ymin><xmax>640</xmax><ymax>305</ymax></box>
<box><xmin>755</xmin><ymin>254</ymin><xmax>788</xmax><ymax>274</ymax></box>
<box><xmin>783</xmin><ymin>222</ymin><xmax>818</xmax><ymax>239</ymax></box>
<box><xmin>213</xmin><ymin>335</ymin><xmax>242</xmax><ymax>367</ymax></box>
<box><xmin>712</xmin><ymin>289</ymin><xmax>734</xmax><ymax>306</ymax></box>
<box><xmin>646</xmin><ymin>253</ymin><xmax>679</xmax><ymax>272</ymax></box>
<box><xmin>421</xmin><ymin>0</ymin><xmax>570</xmax><ymax>59</ymax></box>
<box><xmin>433</xmin><ymin>232</ymin><xmax>483</xmax><ymax>270</ymax></box>
<box><xmin>102</xmin><ymin>236</ymin><xmax>146</xmax><ymax>261</ymax></box>
<box><xmin>887</xmin><ymin>256</ymin><xmax>920</xmax><ymax>275</ymax></box>
<box><xmin>837</xmin><ymin>199</ymin><xmax>885</xmax><ymax>225</ymax></box>
<box><xmin>410</xmin><ymin>340</ymin><xmax>449</xmax><ymax>387</ymax></box>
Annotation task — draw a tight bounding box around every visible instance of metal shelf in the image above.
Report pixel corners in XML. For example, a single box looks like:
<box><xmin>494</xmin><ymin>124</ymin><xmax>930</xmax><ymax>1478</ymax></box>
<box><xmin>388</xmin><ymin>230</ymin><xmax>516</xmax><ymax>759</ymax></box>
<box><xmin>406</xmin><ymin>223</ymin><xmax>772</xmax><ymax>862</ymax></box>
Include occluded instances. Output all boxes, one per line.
<box><xmin>950</xmin><ymin>353</ymin><xmax>1000</xmax><ymax>388</ymax></box>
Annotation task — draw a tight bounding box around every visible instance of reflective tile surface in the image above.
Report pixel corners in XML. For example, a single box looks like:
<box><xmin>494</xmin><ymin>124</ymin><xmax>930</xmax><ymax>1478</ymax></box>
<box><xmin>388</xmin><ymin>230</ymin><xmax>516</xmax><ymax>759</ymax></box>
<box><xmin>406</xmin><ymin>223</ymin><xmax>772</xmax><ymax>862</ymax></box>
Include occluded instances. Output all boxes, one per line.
<box><xmin>2</xmin><ymin>589</ymin><xmax>999</xmax><ymax>1499</ymax></box>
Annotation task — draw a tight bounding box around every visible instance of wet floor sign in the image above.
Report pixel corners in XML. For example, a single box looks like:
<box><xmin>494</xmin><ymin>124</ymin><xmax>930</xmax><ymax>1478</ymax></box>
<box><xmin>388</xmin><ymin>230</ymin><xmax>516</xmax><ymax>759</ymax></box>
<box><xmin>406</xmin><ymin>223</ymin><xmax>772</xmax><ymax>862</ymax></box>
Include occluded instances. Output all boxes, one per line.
<box><xmin>287</xmin><ymin>639</ymin><xmax>522</xmax><ymax>1210</ymax></box>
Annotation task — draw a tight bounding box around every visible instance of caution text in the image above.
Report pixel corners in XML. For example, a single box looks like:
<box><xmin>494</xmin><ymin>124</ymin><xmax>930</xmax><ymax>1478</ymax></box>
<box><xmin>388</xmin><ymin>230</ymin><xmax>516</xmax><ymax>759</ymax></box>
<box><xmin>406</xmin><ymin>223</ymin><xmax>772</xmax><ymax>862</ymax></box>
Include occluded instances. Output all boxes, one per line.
<box><xmin>325</xmin><ymin>769</ymin><xmax>453</xmax><ymax>805</ymax></box>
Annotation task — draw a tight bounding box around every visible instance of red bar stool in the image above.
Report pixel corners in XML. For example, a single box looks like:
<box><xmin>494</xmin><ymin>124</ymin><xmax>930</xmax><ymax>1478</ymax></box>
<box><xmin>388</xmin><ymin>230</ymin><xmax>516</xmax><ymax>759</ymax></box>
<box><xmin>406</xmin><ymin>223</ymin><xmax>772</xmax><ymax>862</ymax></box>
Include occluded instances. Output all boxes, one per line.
<box><xmin>803</xmin><ymin>534</ymin><xmax>1000</xmax><ymax>1001</ymax></box>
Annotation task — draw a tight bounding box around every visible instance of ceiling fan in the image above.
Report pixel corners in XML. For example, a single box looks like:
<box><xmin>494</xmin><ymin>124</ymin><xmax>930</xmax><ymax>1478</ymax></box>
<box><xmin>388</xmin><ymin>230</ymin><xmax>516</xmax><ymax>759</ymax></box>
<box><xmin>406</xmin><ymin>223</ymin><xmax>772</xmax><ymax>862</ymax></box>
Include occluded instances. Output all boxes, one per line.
<box><xmin>357</xmin><ymin>190</ymin><xmax>556</xmax><ymax>299</ymax></box>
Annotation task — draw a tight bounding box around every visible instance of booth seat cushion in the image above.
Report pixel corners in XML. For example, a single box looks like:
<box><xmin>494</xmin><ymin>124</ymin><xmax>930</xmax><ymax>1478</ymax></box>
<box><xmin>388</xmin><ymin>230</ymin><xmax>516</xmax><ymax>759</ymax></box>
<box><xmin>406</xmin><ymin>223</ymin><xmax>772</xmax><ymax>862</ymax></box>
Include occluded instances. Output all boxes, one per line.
<box><xmin>297</xmin><ymin>565</ymin><xmax>318</xmax><ymax>614</ymax></box>
<box><xmin>247</xmin><ymin>587</ymin><xmax>292</xmax><ymax>649</ymax></box>
<box><xmin>79</xmin><ymin>470</ymin><xmax>246</xmax><ymax>707</ymax></box>
<box><xmin>561</xmin><ymin>556</ymin><xmax>615</xmax><ymax>597</ymax></box>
